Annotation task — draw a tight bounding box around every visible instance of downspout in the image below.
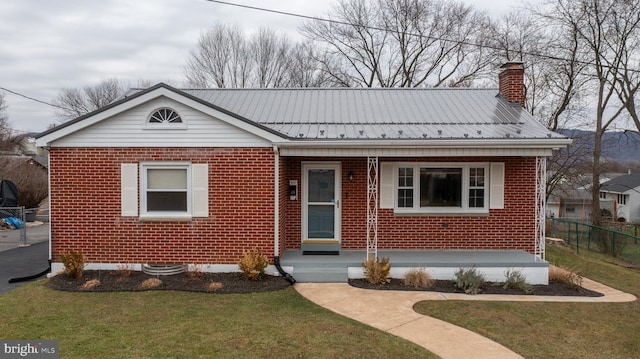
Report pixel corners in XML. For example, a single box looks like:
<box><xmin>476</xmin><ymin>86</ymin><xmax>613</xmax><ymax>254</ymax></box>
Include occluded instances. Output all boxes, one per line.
<box><xmin>272</xmin><ymin>146</ymin><xmax>295</xmax><ymax>284</ymax></box>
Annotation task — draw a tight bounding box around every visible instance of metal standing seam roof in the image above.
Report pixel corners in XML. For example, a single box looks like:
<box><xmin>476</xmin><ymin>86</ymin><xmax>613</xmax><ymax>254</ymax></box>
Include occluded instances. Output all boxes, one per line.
<box><xmin>180</xmin><ymin>87</ymin><xmax>565</xmax><ymax>141</ymax></box>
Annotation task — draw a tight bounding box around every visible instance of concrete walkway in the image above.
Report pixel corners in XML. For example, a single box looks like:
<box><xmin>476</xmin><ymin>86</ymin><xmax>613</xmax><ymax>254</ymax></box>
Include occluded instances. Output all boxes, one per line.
<box><xmin>295</xmin><ymin>279</ymin><xmax>636</xmax><ymax>359</ymax></box>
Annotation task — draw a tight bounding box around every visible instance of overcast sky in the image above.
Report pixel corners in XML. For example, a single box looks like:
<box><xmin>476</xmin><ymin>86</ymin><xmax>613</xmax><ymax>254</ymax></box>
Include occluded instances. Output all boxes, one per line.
<box><xmin>0</xmin><ymin>0</ymin><xmax>525</xmax><ymax>134</ymax></box>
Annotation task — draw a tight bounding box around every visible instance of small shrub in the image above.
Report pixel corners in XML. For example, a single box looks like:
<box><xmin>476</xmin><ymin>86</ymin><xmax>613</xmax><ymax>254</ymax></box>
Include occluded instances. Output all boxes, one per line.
<box><xmin>140</xmin><ymin>278</ymin><xmax>162</xmax><ymax>290</ymax></box>
<box><xmin>362</xmin><ymin>256</ymin><xmax>391</xmax><ymax>285</ymax></box>
<box><xmin>187</xmin><ymin>264</ymin><xmax>204</xmax><ymax>279</ymax></box>
<box><xmin>403</xmin><ymin>268</ymin><xmax>434</xmax><ymax>288</ymax></box>
<box><xmin>207</xmin><ymin>282</ymin><xmax>224</xmax><ymax>292</ymax></box>
<box><xmin>454</xmin><ymin>267</ymin><xmax>485</xmax><ymax>294</ymax></box>
<box><xmin>549</xmin><ymin>265</ymin><xmax>583</xmax><ymax>289</ymax></box>
<box><xmin>61</xmin><ymin>250</ymin><xmax>86</xmax><ymax>279</ymax></box>
<box><xmin>503</xmin><ymin>269</ymin><xmax>533</xmax><ymax>294</ymax></box>
<box><xmin>79</xmin><ymin>279</ymin><xmax>100</xmax><ymax>290</ymax></box>
<box><xmin>116</xmin><ymin>263</ymin><xmax>134</xmax><ymax>278</ymax></box>
<box><xmin>238</xmin><ymin>248</ymin><xmax>269</xmax><ymax>281</ymax></box>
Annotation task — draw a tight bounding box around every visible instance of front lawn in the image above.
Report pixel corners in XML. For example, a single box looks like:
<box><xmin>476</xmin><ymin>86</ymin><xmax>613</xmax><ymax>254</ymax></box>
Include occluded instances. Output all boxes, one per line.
<box><xmin>0</xmin><ymin>283</ymin><xmax>436</xmax><ymax>359</ymax></box>
<box><xmin>414</xmin><ymin>245</ymin><xmax>640</xmax><ymax>359</ymax></box>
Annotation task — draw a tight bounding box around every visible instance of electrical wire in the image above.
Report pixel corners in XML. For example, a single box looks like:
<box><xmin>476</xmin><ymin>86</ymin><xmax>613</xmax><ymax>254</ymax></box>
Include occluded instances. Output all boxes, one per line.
<box><xmin>203</xmin><ymin>0</ymin><xmax>640</xmax><ymax>74</ymax></box>
<box><xmin>0</xmin><ymin>86</ymin><xmax>73</xmax><ymax>112</ymax></box>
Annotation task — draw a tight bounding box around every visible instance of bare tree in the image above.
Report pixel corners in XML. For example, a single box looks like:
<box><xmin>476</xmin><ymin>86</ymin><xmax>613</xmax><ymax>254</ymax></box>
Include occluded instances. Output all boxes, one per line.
<box><xmin>288</xmin><ymin>43</ymin><xmax>331</xmax><ymax>87</ymax></box>
<box><xmin>543</xmin><ymin>0</ymin><xmax>640</xmax><ymax>226</ymax></box>
<box><xmin>0</xmin><ymin>93</ymin><xmax>20</xmax><ymax>153</ymax></box>
<box><xmin>184</xmin><ymin>24</ymin><xmax>252</xmax><ymax>88</ymax></box>
<box><xmin>184</xmin><ymin>24</ymin><xmax>322</xmax><ymax>88</ymax></box>
<box><xmin>251</xmin><ymin>28</ymin><xmax>291</xmax><ymax>87</ymax></box>
<box><xmin>300</xmin><ymin>0</ymin><xmax>495</xmax><ymax>87</ymax></box>
<box><xmin>53</xmin><ymin>78</ymin><xmax>125</xmax><ymax>121</ymax></box>
<box><xmin>490</xmin><ymin>11</ymin><xmax>591</xmax><ymax>130</ymax></box>
<box><xmin>0</xmin><ymin>93</ymin><xmax>10</xmax><ymax>141</ymax></box>
<box><xmin>0</xmin><ymin>158</ymin><xmax>48</xmax><ymax>209</ymax></box>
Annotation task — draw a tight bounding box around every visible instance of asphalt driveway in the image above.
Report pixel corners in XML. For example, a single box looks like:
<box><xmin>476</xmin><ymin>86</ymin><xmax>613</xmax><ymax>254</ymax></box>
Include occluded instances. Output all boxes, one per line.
<box><xmin>0</xmin><ymin>224</ymin><xmax>50</xmax><ymax>294</ymax></box>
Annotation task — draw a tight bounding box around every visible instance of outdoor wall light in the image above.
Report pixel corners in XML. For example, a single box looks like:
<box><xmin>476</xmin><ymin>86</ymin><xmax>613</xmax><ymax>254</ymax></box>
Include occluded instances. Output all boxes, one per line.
<box><xmin>348</xmin><ymin>171</ymin><xmax>354</xmax><ymax>182</ymax></box>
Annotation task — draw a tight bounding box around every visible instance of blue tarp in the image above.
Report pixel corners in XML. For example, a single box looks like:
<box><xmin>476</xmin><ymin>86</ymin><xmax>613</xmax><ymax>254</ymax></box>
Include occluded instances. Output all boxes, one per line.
<box><xmin>3</xmin><ymin>217</ymin><xmax>24</xmax><ymax>229</ymax></box>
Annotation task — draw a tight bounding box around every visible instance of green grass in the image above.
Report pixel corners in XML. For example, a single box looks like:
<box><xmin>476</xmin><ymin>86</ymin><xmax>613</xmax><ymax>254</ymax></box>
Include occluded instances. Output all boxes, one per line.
<box><xmin>414</xmin><ymin>245</ymin><xmax>640</xmax><ymax>359</ymax></box>
<box><xmin>0</xmin><ymin>283</ymin><xmax>436</xmax><ymax>359</ymax></box>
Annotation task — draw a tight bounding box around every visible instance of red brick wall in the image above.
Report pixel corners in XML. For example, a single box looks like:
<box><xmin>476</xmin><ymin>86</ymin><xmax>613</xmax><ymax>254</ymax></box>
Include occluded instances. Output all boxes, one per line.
<box><xmin>283</xmin><ymin>157</ymin><xmax>537</xmax><ymax>253</ymax></box>
<box><xmin>49</xmin><ymin>147</ymin><xmax>276</xmax><ymax>264</ymax></box>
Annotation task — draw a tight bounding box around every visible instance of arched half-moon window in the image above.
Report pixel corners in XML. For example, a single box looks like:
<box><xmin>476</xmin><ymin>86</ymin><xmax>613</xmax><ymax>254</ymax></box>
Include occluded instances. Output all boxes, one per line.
<box><xmin>149</xmin><ymin>108</ymin><xmax>182</xmax><ymax>124</ymax></box>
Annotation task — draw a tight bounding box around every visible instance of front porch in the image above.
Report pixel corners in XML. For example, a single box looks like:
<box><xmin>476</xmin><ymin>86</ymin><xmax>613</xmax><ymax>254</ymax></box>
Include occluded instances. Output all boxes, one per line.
<box><xmin>280</xmin><ymin>249</ymin><xmax>549</xmax><ymax>284</ymax></box>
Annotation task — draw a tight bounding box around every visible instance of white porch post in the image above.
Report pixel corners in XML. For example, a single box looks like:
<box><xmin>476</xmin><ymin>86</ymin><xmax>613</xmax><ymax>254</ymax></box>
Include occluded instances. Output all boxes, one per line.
<box><xmin>366</xmin><ymin>156</ymin><xmax>379</xmax><ymax>261</ymax></box>
<box><xmin>535</xmin><ymin>156</ymin><xmax>546</xmax><ymax>260</ymax></box>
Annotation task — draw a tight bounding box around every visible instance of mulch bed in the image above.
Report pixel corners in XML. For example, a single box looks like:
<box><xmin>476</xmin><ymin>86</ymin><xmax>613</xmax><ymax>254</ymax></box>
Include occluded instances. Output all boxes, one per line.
<box><xmin>349</xmin><ymin>278</ymin><xmax>604</xmax><ymax>297</ymax></box>
<box><xmin>46</xmin><ymin>270</ymin><xmax>292</xmax><ymax>294</ymax></box>
<box><xmin>47</xmin><ymin>270</ymin><xmax>603</xmax><ymax>297</ymax></box>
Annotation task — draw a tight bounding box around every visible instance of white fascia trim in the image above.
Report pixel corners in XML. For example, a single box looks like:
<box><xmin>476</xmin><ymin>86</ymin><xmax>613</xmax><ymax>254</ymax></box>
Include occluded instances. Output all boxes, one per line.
<box><xmin>273</xmin><ymin>138</ymin><xmax>572</xmax><ymax>149</ymax></box>
<box><xmin>36</xmin><ymin>87</ymin><xmax>285</xmax><ymax>147</ymax></box>
<box><xmin>281</xmin><ymin>147</ymin><xmax>553</xmax><ymax>157</ymax></box>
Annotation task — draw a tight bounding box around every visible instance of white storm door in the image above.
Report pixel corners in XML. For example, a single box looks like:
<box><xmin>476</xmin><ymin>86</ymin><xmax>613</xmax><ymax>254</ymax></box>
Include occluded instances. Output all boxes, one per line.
<box><xmin>302</xmin><ymin>163</ymin><xmax>341</xmax><ymax>242</ymax></box>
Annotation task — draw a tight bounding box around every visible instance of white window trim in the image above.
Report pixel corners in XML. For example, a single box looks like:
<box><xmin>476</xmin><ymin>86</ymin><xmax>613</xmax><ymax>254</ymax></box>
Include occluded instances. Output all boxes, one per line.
<box><xmin>393</xmin><ymin>162</ymin><xmax>490</xmax><ymax>214</ymax></box>
<box><xmin>140</xmin><ymin>162</ymin><xmax>192</xmax><ymax>219</ymax></box>
<box><xmin>617</xmin><ymin>194</ymin><xmax>628</xmax><ymax>205</ymax></box>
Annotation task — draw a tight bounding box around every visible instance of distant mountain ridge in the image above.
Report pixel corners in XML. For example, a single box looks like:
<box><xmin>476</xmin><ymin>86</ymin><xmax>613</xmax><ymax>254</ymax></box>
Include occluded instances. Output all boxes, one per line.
<box><xmin>557</xmin><ymin>129</ymin><xmax>640</xmax><ymax>163</ymax></box>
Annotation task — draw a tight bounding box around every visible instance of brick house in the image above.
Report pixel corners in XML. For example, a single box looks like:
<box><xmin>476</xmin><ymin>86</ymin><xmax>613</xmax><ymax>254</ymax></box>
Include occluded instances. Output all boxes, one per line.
<box><xmin>36</xmin><ymin>62</ymin><xmax>570</xmax><ymax>284</ymax></box>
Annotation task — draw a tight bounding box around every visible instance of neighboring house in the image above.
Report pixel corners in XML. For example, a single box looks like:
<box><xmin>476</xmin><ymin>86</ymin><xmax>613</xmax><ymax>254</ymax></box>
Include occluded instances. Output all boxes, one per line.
<box><xmin>600</xmin><ymin>172</ymin><xmax>640</xmax><ymax>222</ymax></box>
<box><xmin>35</xmin><ymin>62</ymin><xmax>570</xmax><ymax>284</ymax></box>
<box><xmin>547</xmin><ymin>186</ymin><xmax>592</xmax><ymax>221</ymax></box>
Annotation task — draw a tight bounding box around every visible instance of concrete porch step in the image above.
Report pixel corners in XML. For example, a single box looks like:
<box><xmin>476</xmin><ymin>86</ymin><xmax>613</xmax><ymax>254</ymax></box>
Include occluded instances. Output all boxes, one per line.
<box><xmin>291</xmin><ymin>267</ymin><xmax>348</xmax><ymax>283</ymax></box>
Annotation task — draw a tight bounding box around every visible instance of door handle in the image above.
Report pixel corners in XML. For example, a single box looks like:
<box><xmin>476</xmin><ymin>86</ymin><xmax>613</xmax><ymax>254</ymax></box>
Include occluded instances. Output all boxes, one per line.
<box><xmin>336</xmin><ymin>199</ymin><xmax>340</xmax><ymax>209</ymax></box>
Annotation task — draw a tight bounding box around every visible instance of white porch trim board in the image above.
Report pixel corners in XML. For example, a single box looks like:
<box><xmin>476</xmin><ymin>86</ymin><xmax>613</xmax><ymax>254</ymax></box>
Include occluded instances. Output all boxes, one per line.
<box><xmin>535</xmin><ymin>156</ymin><xmax>546</xmax><ymax>260</ymax></box>
<box><xmin>366</xmin><ymin>156</ymin><xmax>379</xmax><ymax>261</ymax></box>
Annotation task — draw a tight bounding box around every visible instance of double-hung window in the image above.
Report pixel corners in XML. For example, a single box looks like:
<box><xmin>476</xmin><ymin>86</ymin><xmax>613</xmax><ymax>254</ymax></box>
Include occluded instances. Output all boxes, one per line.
<box><xmin>142</xmin><ymin>163</ymin><xmax>191</xmax><ymax>216</ymax></box>
<box><xmin>395</xmin><ymin>163</ymin><xmax>489</xmax><ymax>214</ymax></box>
<box><xmin>121</xmin><ymin>162</ymin><xmax>209</xmax><ymax>219</ymax></box>
<box><xmin>617</xmin><ymin>194</ymin><xmax>628</xmax><ymax>205</ymax></box>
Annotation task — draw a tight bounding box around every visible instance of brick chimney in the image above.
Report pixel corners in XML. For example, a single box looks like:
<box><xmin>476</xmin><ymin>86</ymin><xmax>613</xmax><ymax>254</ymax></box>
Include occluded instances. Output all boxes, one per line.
<box><xmin>499</xmin><ymin>62</ymin><xmax>525</xmax><ymax>107</ymax></box>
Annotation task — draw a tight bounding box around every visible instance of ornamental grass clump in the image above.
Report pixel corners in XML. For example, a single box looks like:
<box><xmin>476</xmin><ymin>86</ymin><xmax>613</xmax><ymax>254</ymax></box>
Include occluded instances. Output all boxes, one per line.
<box><xmin>238</xmin><ymin>248</ymin><xmax>269</xmax><ymax>281</ymax></box>
<box><xmin>502</xmin><ymin>269</ymin><xmax>533</xmax><ymax>294</ymax></box>
<box><xmin>454</xmin><ymin>267</ymin><xmax>485</xmax><ymax>295</ymax></box>
<box><xmin>403</xmin><ymin>268</ymin><xmax>434</xmax><ymax>289</ymax></box>
<box><xmin>362</xmin><ymin>256</ymin><xmax>391</xmax><ymax>285</ymax></box>
<box><xmin>61</xmin><ymin>250</ymin><xmax>86</xmax><ymax>279</ymax></box>
<box><xmin>549</xmin><ymin>265</ymin><xmax>583</xmax><ymax>289</ymax></box>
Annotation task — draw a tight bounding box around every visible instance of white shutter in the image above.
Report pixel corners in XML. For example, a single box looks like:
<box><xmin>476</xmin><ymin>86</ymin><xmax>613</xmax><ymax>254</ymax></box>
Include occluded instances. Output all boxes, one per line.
<box><xmin>380</xmin><ymin>162</ymin><xmax>394</xmax><ymax>209</ymax></box>
<box><xmin>490</xmin><ymin>162</ymin><xmax>505</xmax><ymax>209</ymax></box>
<box><xmin>121</xmin><ymin>164</ymin><xmax>138</xmax><ymax>217</ymax></box>
<box><xmin>191</xmin><ymin>164</ymin><xmax>209</xmax><ymax>217</ymax></box>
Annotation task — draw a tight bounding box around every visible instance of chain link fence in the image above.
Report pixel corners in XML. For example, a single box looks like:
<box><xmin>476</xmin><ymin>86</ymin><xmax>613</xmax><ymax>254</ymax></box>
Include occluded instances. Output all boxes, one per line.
<box><xmin>547</xmin><ymin>217</ymin><xmax>640</xmax><ymax>264</ymax></box>
<box><xmin>0</xmin><ymin>206</ymin><xmax>27</xmax><ymax>245</ymax></box>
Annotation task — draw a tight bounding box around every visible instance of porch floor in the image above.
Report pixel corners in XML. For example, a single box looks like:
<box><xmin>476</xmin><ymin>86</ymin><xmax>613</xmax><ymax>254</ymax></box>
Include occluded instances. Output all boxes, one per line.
<box><xmin>280</xmin><ymin>249</ymin><xmax>548</xmax><ymax>283</ymax></box>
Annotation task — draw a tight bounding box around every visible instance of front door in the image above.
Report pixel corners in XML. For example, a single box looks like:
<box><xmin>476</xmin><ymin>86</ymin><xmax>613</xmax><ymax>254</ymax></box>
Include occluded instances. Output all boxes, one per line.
<box><xmin>302</xmin><ymin>163</ymin><xmax>341</xmax><ymax>245</ymax></box>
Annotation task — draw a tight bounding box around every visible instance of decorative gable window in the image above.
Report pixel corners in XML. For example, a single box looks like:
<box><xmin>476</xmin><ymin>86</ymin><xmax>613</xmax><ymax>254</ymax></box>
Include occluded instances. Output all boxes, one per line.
<box><xmin>149</xmin><ymin>108</ymin><xmax>182</xmax><ymax>123</ymax></box>
<box><xmin>380</xmin><ymin>162</ymin><xmax>501</xmax><ymax>214</ymax></box>
<box><xmin>145</xmin><ymin>107</ymin><xmax>186</xmax><ymax>129</ymax></box>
